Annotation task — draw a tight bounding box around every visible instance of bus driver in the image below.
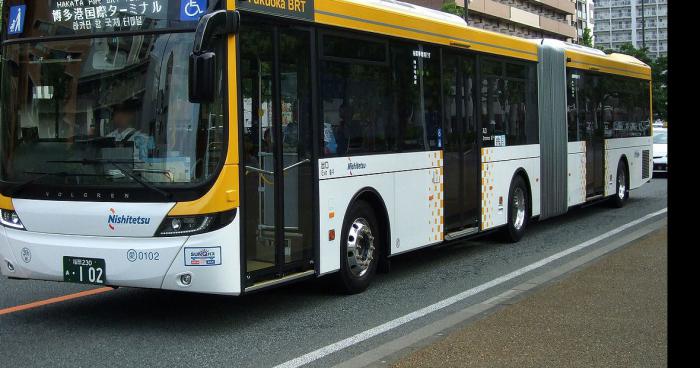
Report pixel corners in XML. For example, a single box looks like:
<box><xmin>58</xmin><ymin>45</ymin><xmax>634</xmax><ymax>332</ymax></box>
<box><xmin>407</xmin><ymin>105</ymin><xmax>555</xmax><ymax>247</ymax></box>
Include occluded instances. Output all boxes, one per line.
<box><xmin>105</xmin><ymin>102</ymin><xmax>154</xmax><ymax>161</ymax></box>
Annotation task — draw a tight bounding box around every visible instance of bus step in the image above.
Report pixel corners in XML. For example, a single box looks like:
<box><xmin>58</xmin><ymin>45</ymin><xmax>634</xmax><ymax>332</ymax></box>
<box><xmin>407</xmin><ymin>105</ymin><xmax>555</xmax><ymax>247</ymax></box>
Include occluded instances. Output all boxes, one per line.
<box><xmin>581</xmin><ymin>194</ymin><xmax>607</xmax><ymax>208</ymax></box>
<box><xmin>584</xmin><ymin>194</ymin><xmax>605</xmax><ymax>202</ymax></box>
<box><xmin>244</xmin><ymin>270</ymin><xmax>315</xmax><ymax>293</ymax></box>
<box><xmin>445</xmin><ymin>227</ymin><xmax>479</xmax><ymax>241</ymax></box>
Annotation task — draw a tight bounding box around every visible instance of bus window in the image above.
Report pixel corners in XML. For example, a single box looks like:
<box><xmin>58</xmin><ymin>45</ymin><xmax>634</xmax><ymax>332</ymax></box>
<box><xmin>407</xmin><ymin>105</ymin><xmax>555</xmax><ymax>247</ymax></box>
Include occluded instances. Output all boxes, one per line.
<box><xmin>319</xmin><ymin>33</ymin><xmax>444</xmax><ymax>156</ymax></box>
<box><xmin>391</xmin><ymin>42</ymin><xmax>440</xmax><ymax>152</ymax></box>
<box><xmin>0</xmin><ymin>33</ymin><xmax>225</xmax><ymax>187</ymax></box>
<box><xmin>480</xmin><ymin>59</ymin><xmax>537</xmax><ymax>147</ymax></box>
<box><xmin>567</xmin><ymin>71</ymin><xmax>581</xmax><ymax>142</ymax></box>
<box><xmin>320</xmin><ymin>33</ymin><xmax>392</xmax><ymax>156</ymax></box>
<box><xmin>421</xmin><ymin>45</ymin><xmax>442</xmax><ymax>151</ymax></box>
<box><xmin>391</xmin><ymin>42</ymin><xmax>420</xmax><ymax>151</ymax></box>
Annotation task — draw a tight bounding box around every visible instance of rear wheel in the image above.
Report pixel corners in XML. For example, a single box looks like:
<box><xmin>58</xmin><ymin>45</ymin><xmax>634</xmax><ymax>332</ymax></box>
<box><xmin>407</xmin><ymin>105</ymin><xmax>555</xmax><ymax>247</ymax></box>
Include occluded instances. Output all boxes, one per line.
<box><xmin>611</xmin><ymin>162</ymin><xmax>629</xmax><ymax>208</ymax></box>
<box><xmin>336</xmin><ymin>200</ymin><xmax>381</xmax><ymax>294</ymax></box>
<box><xmin>504</xmin><ymin>175</ymin><xmax>530</xmax><ymax>243</ymax></box>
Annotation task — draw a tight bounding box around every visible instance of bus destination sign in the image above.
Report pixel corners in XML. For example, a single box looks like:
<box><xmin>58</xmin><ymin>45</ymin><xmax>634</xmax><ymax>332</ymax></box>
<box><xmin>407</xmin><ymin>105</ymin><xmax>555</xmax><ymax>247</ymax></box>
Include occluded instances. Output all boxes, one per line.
<box><xmin>50</xmin><ymin>0</ymin><xmax>169</xmax><ymax>32</ymax></box>
<box><xmin>237</xmin><ymin>0</ymin><xmax>314</xmax><ymax>21</ymax></box>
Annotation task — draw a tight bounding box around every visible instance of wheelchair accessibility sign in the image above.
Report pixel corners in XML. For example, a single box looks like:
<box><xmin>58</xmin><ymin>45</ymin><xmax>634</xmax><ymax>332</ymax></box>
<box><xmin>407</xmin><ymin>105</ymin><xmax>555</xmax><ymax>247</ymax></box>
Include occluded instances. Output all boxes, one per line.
<box><xmin>180</xmin><ymin>0</ymin><xmax>208</xmax><ymax>21</ymax></box>
<box><xmin>8</xmin><ymin>5</ymin><xmax>26</xmax><ymax>35</ymax></box>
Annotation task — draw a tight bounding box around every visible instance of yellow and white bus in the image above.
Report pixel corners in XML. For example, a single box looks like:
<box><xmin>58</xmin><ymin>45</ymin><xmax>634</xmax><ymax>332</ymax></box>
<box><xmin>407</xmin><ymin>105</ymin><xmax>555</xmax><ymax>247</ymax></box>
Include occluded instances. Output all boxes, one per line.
<box><xmin>0</xmin><ymin>0</ymin><xmax>652</xmax><ymax>295</ymax></box>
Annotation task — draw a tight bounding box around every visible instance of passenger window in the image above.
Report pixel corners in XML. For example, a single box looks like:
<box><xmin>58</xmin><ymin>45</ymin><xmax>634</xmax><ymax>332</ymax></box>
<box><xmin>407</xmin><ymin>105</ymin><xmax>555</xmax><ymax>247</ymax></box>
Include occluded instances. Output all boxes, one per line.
<box><xmin>640</xmin><ymin>80</ymin><xmax>651</xmax><ymax>136</ymax></box>
<box><xmin>481</xmin><ymin>59</ymin><xmax>537</xmax><ymax>147</ymax></box>
<box><xmin>320</xmin><ymin>33</ymin><xmax>392</xmax><ymax>156</ymax></box>
<box><xmin>567</xmin><ymin>71</ymin><xmax>585</xmax><ymax>142</ymax></box>
<box><xmin>480</xmin><ymin>62</ymin><xmax>504</xmax><ymax>146</ymax></box>
<box><xmin>421</xmin><ymin>45</ymin><xmax>443</xmax><ymax>151</ymax></box>
<box><xmin>568</xmin><ymin>70</ymin><xmax>652</xmax><ymax>140</ymax></box>
<box><xmin>390</xmin><ymin>42</ymin><xmax>440</xmax><ymax>152</ymax></box>
<box><xmin>319</xmin><ymin>34</ymin><xmax>443</xmax><ymax>156</ymax></box>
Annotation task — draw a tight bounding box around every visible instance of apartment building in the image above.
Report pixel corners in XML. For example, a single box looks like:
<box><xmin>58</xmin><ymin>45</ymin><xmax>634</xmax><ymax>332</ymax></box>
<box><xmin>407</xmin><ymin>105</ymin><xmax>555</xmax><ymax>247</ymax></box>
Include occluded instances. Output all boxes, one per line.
<box><xmin>407</xmin><ymin>0</ymin><xmax>578</xmax><ymax>42</ymax></box>
<box><xmin>575</xmin><ymin>0</ymin><xmax>595</xmax><ymax>43</ymax></box>
<box><xmin>593</xmin><ymin>0</ymin><xmax>667</xmax><ymax>58</ymax></box>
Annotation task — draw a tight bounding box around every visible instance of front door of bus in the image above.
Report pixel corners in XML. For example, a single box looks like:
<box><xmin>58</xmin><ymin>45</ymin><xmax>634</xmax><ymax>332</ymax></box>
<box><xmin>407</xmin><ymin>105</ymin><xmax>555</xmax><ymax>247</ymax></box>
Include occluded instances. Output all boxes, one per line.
<box><xmin>240</xmin><ymin>22</ymin><xmax>314</xmax><ymax>281</ymax></box>
<box><xmin>443</xmin><ymin>53</ymin><xmax>480</xmax><ymax>232</ymax></box>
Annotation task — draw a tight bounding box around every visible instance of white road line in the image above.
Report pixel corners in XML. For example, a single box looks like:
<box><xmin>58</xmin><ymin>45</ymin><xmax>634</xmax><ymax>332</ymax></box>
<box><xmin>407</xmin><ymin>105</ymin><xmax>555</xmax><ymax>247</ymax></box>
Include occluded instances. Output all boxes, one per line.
<box><xmin>273</xmin><ymin>207</ymin><xmax>668</xmax><ymax>368</ymax></box>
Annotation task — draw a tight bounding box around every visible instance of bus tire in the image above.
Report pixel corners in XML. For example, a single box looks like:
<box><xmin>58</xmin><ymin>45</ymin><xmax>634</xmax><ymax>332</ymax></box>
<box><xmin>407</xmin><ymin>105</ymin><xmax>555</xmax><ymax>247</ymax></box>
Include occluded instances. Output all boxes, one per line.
<box><xmin>611</xmin><ymin>161</ymin><xmax>629</xmax><ymax>208</ymax></box>
<box><xmin>336</xmin><ymin>200</ymin><xmax>380</xmax><ymax>294</ymax></box>
<box><xmin>504</xmin><ymin>175</ymin><xmax>530</xmax><ymax>243</ymax></box>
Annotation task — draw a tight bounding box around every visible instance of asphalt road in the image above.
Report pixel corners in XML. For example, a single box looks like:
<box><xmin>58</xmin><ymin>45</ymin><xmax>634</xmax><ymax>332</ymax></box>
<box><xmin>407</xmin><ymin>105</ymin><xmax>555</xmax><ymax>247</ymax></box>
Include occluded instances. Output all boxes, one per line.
<box><xmin>0</xmin><ymin>178</ymin><xmax>668</xmax><ymax>368</ymax></box>
<box><xmin>391</xmin><ymin>226</ymin><xmax>668</xmax><ymax>368</ymax></box>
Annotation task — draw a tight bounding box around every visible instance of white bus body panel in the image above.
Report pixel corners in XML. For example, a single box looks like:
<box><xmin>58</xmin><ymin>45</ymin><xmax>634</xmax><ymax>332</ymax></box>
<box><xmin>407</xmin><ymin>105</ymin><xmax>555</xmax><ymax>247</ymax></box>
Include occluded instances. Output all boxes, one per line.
<box><xmin>12</xmin><ymin>199</ymin><xmax>174</xmax><ymax>237</ymax></box>
<box><xmin>1</xmin><ymin>226</ymin><xmax>186</xmax><ymax>288</ymax></box>
<box><xmin>161</xmin><ymin>216</ymin><xmax>241</xmax><ymax>295</ymax></box>
<box><xmin>393</xmin><ymin>162</ymin><xmax>444</xmax><ymax>253</ymax></box>
<box><xmin>567</xmin><ymin>141</ymin><xmax>587</xmax><ymax>206</ymax></box>
<box><xmin>481</xmin><ymin>145</ymin><xmax>541</xmax><ymax>231</ymax></box>
<box><xmin>604</xmin><ymin>136</ymin><xmax>653</xmax><ymax>195</ymax></box>
<box><xmin>317</xmin><ymin>151</ymin><xmax>442</xmax><ymax>274</ymax></box>
<box><xmin>0</xmin><ymin>201</ymin><xmax>242</xmax><ymax>295</ymax></box>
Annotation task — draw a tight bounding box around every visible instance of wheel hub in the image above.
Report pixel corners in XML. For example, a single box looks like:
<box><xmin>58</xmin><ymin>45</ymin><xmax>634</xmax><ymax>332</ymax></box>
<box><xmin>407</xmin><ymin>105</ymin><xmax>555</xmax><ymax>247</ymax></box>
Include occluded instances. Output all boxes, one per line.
<box><xmin>512</xmin><ymin>187</ymin><xmax>526</xmax><ymax>230</ymax></box>
<box><xmin>346</xmin><ymin>218</ymin><xmax>375</xmax><ymax>277</ymax></box>
<box><xmin>618</xmin><ymin>170</ymin><xmax>626</xmax><ymax>200</ymax></box>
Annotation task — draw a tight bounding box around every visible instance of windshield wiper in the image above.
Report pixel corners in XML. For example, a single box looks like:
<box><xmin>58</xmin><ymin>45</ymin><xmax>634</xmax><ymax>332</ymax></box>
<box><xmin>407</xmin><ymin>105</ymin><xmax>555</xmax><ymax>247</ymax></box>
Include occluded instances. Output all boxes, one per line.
<box><xmin>8</xmin><ymin>171</ymin><xmax>70</xmax><ymax>196</ymax></box>
<box><xmin>47</xmin><ymin>159</ymin><xmax>172</xmax><ymax>200</ymax></box>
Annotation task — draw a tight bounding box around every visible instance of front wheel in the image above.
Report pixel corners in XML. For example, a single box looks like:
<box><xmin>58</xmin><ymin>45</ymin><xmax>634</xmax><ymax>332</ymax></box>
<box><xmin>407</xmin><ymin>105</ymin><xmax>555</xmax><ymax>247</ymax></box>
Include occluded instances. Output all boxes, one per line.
<box><xmin>611</xmin><ymin>162</ymin><xmax>629</xmax><ymax>208</ymax></box>
<box><xmin>504</xmin><ymin>175</ymin><xmax>530</xmax><ymax>243</ymax></box>
<box><xmin>336</xmin><ymin>200</ymin><xmax>381</xmax><ymax>294</ymax></box>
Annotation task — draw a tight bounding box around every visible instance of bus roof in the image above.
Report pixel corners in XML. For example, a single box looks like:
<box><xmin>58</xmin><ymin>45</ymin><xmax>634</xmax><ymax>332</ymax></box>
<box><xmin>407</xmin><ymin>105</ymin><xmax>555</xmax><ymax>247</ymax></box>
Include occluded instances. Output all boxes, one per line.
<box><xmin>240</xmin><ymin>0</ymin><xmax>651</xmax><ymax>79</ymax></box>
<box><xmin>529</xmin><ymin>39</ymin><xmax>652</xmax><ymax>80</ymax></box>
<box><xmin>313</xmin><ymin>0</ymin><xmax>539</xmax><ymax>61</ymax></box>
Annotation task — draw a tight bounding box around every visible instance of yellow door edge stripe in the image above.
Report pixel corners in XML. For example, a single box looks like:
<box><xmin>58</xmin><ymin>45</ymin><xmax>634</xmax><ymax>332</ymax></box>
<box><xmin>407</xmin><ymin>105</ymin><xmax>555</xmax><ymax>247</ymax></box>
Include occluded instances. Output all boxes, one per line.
<box><xmin>0</xmin><ymin>194</ymin><xmax>13</xmax><ymax>210</ymax></box>
<box><xmin>168</xmin><ymin>164</ymin><xmax>240</xmax><ymax>216</ymax></box>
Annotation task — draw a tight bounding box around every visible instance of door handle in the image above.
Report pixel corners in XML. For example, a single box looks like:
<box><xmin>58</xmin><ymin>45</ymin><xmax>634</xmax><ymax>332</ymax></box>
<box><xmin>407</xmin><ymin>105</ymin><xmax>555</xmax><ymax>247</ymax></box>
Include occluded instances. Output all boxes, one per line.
<box><xmin>245</xmin><ymin>158</ymin><xmax>309</xmax><ymax>176</ymax></box>
<box><xmin>283</xmin><ymin>159</ymin><xmax>310</xmax><ymax>172</ymax></box>
<box><xmin>245</xmin><ymin>166</ymin><xmax>273</xmax><ymax>176</ymax></box>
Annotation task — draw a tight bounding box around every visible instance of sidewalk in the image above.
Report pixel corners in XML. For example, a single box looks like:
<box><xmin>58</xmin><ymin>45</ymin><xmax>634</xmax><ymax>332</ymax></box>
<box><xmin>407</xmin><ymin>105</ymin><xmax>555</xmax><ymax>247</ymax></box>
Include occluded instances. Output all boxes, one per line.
<box><xmin>392</xmin><ymin>226</ymin><xmax>667</xmax><ymax>368</ymax></box>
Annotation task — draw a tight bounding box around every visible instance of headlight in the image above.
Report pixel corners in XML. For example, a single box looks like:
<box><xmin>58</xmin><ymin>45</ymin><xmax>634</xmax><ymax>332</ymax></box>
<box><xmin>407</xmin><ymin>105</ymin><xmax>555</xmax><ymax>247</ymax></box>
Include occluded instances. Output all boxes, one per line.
<box><xmin>0</xmin><ymin>209</ymin><xmax>26</xmax><ymax>230</ymax></box>
<box><xmin>156</xmin><ymin>209</ymin><xmax>236</xmax><ymax>237</ymax></box>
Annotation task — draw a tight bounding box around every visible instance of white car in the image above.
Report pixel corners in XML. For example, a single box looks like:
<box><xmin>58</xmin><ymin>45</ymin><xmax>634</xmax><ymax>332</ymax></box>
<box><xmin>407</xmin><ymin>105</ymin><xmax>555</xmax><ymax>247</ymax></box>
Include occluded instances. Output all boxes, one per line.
<box><xmin>653</xmin><ymin>128</ymin><xmax>668</xmax><ymax>175</ymax></box>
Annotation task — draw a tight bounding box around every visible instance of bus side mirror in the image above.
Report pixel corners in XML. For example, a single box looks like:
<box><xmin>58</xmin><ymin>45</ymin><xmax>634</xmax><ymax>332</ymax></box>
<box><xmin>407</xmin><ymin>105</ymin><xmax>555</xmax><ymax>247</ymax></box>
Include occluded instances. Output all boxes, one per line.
<box><xmin>189</xmin><ymin>52</ymin><xmax>216</xmax><ymax>103</ymax></box>
<box><xmin>188</xmin><ymin>10</ymin><xmax>240</xmax><ymax>103</ymax></box>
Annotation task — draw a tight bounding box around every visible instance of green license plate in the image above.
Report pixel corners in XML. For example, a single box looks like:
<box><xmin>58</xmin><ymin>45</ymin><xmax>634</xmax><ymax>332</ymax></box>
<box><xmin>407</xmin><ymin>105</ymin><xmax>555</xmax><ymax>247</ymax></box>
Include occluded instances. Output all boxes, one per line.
<box><xmin>63</xmin><ymin>256</ymin><xmax>106</xmax><ymax>285</ymax></box>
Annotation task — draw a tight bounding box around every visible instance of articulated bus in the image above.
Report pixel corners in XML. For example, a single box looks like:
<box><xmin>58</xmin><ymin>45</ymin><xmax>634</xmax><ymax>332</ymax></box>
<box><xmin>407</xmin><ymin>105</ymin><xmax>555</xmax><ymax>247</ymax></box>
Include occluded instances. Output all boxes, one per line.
<box><xmin>0</xmin><ymin>0</ymin><xmax>652</xmax><ymax>295</ymax></box>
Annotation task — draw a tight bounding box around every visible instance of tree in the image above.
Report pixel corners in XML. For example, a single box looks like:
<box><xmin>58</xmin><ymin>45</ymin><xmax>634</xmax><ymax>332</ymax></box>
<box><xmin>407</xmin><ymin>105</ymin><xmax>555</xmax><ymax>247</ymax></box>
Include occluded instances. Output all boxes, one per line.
<box><xmin>650</xmin><ymin>56</ymin><xmax>667</xmax><ymax>120</ymax></box>
<box><xmin>616</xmin><ymin>43</ymin><xmax>653</xmax><ymax>65</ymax></box>
<box><xmin>441</xmin><ymin>0</ymin><xmax>464</xmax><ymax>18</ymax></box>
<box><xmin>581</xmin><ymin>28</ymin><xmax>594</xmax><ymax>47</ymax></box>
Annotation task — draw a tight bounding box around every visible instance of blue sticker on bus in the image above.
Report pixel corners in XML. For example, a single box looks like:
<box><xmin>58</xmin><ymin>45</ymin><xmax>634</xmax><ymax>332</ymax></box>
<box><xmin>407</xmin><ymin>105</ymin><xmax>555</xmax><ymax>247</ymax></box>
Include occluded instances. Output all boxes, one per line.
<box><xmin>8</xmin><ymin>5</ymin><xmax>26</xmax><ymax>35</ymax></box>
<box><xmin>180</xmin><ymin>0</ymin><xmax>208</xmax><ymax>21</ymax></box>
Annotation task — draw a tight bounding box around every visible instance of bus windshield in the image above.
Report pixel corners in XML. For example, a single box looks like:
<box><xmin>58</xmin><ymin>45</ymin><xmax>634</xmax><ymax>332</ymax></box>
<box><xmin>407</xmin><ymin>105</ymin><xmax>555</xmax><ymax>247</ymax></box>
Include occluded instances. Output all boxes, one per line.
<box><xmin>0</xmin><ymin>32</ymin><xmax>225</xmax><ymax>196</ymax></box>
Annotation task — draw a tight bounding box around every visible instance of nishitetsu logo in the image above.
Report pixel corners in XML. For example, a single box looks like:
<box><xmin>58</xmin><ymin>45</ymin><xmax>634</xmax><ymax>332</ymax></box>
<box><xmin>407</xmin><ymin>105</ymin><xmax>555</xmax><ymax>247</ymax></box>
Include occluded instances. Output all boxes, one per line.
<box><xmin>107</xmin><ymin>208</ymin><xmax>151</xmax><ymax>230</ymax></box>
<box><xmin>346</xmin><ymin>158</ymin><xmax>367</xmax><ymax>176</ymax></box>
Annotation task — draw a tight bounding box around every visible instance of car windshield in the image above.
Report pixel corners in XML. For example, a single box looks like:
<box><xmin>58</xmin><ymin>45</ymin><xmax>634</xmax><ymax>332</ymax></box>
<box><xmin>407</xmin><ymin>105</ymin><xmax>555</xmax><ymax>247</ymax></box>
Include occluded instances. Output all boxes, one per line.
<box><xmin>653</xmin><ymin>132</ymin><xmax>667</xmax><ymax>144</ymax></box>
<box><xmin>0</xmin><ymin>32</ymin><xmax>225</xmax><ymax>192</ymax></box>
